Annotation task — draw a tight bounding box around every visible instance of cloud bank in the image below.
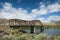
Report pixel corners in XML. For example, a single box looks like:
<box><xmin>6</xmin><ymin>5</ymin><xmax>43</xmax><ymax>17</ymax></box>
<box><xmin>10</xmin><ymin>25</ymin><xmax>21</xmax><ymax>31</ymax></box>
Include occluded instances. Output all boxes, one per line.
<box><xmin>0</xmin><ymin>2</ymin><xmax>60</xmax><ymax>23</ymax></box>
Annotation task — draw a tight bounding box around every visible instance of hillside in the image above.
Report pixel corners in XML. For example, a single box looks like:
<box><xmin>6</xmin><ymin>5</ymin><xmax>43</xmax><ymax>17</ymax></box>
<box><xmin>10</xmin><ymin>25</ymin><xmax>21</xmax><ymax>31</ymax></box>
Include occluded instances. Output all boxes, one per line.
<box><xmin>55</xmin><ymin>20</ymin><xmax>60</xmax><ymax>26</ymax></box>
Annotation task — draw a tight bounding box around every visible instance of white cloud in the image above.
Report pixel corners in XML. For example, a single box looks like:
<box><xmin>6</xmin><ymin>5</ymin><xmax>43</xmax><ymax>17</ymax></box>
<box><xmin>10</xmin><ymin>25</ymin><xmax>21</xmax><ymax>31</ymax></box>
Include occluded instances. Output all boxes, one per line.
<box><xmin>0</xmin><ymin>2</ymin><xmax>34</xmax><ymax>20</ymax></box>
<box><xmin>4</xmin><ymin>2</ymin><xmax>12</xmax><ymax>10</ymax></box>
<box><xmin>36</xmin><ymin>17</ymin><xmax>47</xmax><ymax>23</ymax></box>
<box><xmin>48</xmin><ymin>15</ymin><xmax>60</xmax><ymax>22</ymax></box>
<box><xmin>36</xmin><ymin>15</ymin><xmax>60</xmax><ymax>23</ymax></box>
<box><xmin>31</xmin><ymin>2</ymin><xmax>60</xmax><ymax>15</ymax></box>
<box><xmin>31</xmin><ymin>2</ymin><xmax>60</xmax><ymax>23</ymax></box>
<box><xmin>31</xmin><ymin>2</ymin><xmax>48</xmax><ymax>15</ymax></box>
<box><xmin>0</xmin><ymin>2</ymin><xmax>60</xmax><ymax>23</ymax></box>
<box><xmin>47</xmin><ymin>3</ymin><xmax>60</xmax><ymax>12</ymax></box>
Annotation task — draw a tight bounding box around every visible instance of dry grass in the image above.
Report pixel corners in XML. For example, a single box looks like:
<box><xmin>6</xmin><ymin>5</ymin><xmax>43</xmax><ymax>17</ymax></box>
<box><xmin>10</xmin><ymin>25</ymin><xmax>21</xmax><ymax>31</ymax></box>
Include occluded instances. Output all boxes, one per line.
<box><xmin>0</xmin><ymin>33</ymin><xmax>60</xmax><ymax>40</ymax></box>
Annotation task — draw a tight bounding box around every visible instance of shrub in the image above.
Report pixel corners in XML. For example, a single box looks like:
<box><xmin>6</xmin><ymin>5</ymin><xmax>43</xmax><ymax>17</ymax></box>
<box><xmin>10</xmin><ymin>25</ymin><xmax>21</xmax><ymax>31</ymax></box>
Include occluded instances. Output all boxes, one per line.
<box><xmin>33</xmin><ymin>33</ymin><xmax>48</xmax><ymax>40</ymax></box>
<box><xmin>15</xmin><ymin>34</ymin><xmax>34</xmax><ymax>40</ymax></box>
<box><xmin>2</xmin><ymin>35</ymin><xmax>15</xmax><ymax>40</ymax></box>
<box><xmin>2</xmin><ymin>33</ymin><xmax>60</xmax><ymax>40</ymax></box>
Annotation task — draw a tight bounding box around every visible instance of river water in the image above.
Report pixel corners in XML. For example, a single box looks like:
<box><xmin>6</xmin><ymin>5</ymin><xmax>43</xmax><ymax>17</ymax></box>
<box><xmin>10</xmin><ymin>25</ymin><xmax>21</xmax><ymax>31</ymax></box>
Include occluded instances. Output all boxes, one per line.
<box><xmin>44</xmin><ymin>29</ymin><xmax>60</xmax><ymax>36</ymax></box>
<box><xmin>24</xmin><ymin>29</ymin><xmax>60</xmax><ymax>36</ymax></box>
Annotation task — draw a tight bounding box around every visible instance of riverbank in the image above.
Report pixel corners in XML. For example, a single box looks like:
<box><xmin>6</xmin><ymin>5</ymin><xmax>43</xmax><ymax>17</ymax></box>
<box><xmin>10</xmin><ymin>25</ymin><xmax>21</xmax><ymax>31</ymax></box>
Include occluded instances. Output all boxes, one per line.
<box><xmin>0</xmin><ymin>33</ymin><xmax>60</xmax><ymax>40</ymax></box>
<box><xmin>44</xmin><ymin>25</ymin><xmax>60</xmax><ymax>29</ymax></box>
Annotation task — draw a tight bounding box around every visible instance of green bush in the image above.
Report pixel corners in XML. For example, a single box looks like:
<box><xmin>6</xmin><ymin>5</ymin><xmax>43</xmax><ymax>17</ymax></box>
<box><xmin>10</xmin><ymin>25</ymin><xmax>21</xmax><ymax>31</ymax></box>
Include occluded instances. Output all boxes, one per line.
<box><xmin>2</xmin><ymin>35</ymin><xmax>15</xmax><ymax>40</ymax></box>
<box><xmin>16</xmin><ymin>34</ymin><xmax>31</xmax><ymax>40</ymax></box>
<box><xmin>33</xmin><ymin>33</ymin><xmax>48</xmax><ymax>40</ymax></box>
<box><xmin>2</xmin><ymin>33</ymin><xmax>60</xmax><ymax>40</ymax></box>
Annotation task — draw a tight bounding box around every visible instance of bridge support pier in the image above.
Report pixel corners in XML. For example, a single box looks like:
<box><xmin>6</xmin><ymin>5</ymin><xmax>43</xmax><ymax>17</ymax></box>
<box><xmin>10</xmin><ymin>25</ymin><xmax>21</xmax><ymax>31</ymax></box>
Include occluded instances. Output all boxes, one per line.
<box><xmin>40</xmin><ymin>26</ymin><xmax>44</xmax><ymax>32</ymax></box>
<box><xmin>30</xmin><ymin>26</ymin><xmax>35</xmax><ymax>34</ymax></box>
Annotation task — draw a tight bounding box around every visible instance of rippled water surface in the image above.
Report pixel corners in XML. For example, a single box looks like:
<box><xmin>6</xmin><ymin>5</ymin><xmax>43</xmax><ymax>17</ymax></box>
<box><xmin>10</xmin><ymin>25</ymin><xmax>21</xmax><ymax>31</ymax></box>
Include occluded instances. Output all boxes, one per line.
<box><xmin>24</xmin><ymin>29</ymin><xmax>60</xmax><ymax>36</ymax></box>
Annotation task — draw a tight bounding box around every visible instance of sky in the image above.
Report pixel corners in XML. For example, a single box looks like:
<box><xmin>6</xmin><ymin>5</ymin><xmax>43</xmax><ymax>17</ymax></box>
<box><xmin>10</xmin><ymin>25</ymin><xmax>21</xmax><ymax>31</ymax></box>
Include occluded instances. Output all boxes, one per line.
<box><xmin>0</xmin><ymin>0</ymin><xmax>60</xmax><ymax>23</ymax></box>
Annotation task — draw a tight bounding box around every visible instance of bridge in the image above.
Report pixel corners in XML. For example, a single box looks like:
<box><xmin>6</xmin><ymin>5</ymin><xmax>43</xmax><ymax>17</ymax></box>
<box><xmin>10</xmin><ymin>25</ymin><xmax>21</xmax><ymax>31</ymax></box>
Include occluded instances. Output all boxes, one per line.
<box><xmin>9</xmin><ymin>19</ymin><xmax>44</xmax><ymax>34</ymax></box>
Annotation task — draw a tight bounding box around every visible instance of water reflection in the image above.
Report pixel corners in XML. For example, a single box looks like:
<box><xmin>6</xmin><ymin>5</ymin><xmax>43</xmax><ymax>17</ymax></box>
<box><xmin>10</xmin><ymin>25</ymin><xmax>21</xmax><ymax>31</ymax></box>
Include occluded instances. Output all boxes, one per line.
<box><xmin>44</xmin><ymin>29</ymin><xmax>60</xmax><ymax>36</ymax></box>
<box><xmin>24</xmin><ymin>29</ymin><xmax>60</xmax><ymax>36</ymax></box>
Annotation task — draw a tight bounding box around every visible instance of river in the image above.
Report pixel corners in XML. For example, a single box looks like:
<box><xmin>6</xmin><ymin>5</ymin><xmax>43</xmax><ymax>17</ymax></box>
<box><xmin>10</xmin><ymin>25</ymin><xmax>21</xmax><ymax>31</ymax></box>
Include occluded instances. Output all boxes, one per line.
<box><xmin>24</xmin><ymin>29</ymin><xmax>60</xmax><ymax>36</ymax></box>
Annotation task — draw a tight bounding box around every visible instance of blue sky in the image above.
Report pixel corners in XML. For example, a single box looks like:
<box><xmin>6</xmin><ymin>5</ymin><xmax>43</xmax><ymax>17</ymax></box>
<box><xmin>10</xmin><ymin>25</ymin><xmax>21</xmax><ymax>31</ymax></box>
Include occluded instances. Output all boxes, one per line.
<box><xmin>0</xmin><ymin>0</ymin><xmax>60</xmax><ymax>23</ymax></box>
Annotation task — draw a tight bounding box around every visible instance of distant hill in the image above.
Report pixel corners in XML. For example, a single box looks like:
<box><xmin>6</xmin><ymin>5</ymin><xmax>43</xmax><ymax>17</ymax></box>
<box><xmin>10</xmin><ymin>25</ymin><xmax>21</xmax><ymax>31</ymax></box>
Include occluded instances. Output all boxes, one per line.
<box><xmin>43</xmin><ymin>22</ymin><xmax>56</xmax><ymax>26</ymax></box>
<box><xmin>43</xmin><ymin>20</ymin><xmax>60</xmax><ymax>26</ymax></box>
<box><xmin>55</xmin><ymin>20</ymin><xmax>60</xmax><ymax>26</ymax></box>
